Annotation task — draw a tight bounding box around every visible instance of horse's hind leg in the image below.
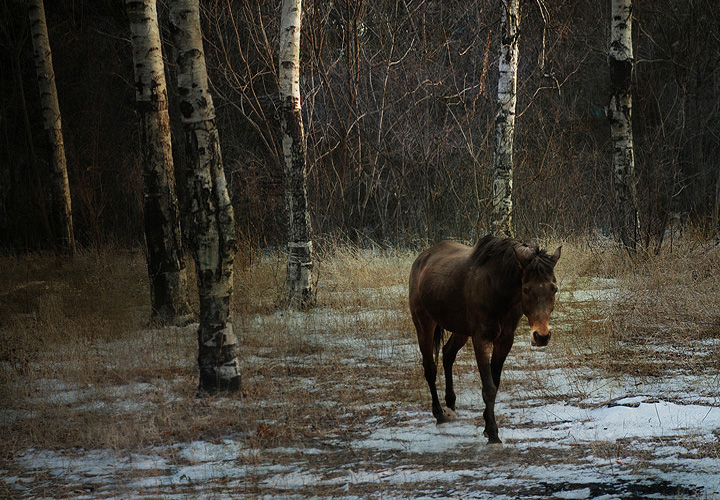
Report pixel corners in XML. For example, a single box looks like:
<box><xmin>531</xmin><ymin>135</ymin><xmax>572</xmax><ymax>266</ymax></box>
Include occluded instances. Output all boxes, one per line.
<box><xmin>412</xmin><ymin>310</ymin><xmax>447</xmax><ymax>423</ymax></box>
<box><xmin>442</xmin><ymin>333</ymin><xmax>469</xmax><ymax>411</ymax></box>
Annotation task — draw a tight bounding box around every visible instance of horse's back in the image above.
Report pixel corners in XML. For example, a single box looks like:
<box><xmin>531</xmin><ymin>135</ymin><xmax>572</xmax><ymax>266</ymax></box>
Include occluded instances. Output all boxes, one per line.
<box><xmin>410</xmin><ymin>240</ymin><xmax>470</xmax><ymax>284</ymax></box>
<box><xmin>413</xmin><ymin>239</ymin><xmax>470</xmax><ymax>267</ymax></box>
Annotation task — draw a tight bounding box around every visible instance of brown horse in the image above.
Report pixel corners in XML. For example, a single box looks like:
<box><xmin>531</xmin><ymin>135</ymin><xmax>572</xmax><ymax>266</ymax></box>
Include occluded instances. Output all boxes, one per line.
<box><xmin>409</xmin><ymin>235</ymin><xmax>561</xmax><ymax>444</ymax></box>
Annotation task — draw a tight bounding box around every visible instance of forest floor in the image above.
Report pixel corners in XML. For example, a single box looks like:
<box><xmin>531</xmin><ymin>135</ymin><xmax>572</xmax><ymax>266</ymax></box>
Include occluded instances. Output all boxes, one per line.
<box><xmin>1</xmin><ymin>239</ymin><xmax>720</xmax><ymax>499</ymax></box>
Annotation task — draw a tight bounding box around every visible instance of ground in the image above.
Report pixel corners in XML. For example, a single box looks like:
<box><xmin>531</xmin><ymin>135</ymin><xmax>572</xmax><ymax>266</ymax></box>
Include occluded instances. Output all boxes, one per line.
<box><xmin>1</xmin><ymin>246</ymin><xmax>719</xmax><ymax>499</ymax></box>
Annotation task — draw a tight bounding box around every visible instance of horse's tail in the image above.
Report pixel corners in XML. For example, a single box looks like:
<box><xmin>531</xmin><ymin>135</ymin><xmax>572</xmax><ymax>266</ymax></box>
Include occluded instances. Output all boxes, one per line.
<box><xmin>433</xmin><ymin>324</ymin><xmax>446</xmax><ymax>367</ymax></box>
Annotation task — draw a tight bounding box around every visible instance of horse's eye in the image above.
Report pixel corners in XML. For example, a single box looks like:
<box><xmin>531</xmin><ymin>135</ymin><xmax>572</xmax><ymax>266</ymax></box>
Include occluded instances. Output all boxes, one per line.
<box><xmin>523</xmin><ymin>287</ymin><xmax>531</xmax><ymax>295</ymax></box>
<box><xmin>551</xmin><ymin>284</ymin><xmax>558</xmax><ymax>293</ymax></box>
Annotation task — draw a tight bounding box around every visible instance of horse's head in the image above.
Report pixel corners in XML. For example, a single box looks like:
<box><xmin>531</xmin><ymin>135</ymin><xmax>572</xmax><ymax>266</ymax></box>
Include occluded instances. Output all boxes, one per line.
<box><xmin>515</xmin><ymin>244</ymin><xmax>561</xmax><ymax>347</ymax></box>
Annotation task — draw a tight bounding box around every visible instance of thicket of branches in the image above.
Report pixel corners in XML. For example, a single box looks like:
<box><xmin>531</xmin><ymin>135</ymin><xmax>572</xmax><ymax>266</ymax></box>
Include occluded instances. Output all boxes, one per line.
<box><xmin>1</xmin><ymin>0</ymin><xmax>718</xmax><ymax>250</ymax></box>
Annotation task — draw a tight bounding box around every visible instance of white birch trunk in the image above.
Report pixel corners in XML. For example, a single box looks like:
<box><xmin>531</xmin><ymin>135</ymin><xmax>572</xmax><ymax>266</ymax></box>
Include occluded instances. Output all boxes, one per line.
<box><xmin>169</xmin><ymin>0</ymin><xmax>241</xmax><ymax>394</ymax></box>
<box><xmin>491</xmin><ymin>0</ymin><xmax>520</xmax><ymax>238</ymax></box>
<box><xmin>28</xmin><ymin>0</ymin><xmax>75</xmax><ymax>255</ymax></box>
<box><xmin>279</xmin><ymin>0</ymin><xmax>314</xmax><ymax>308</ymax></box>
<box><xmin>609</xmin><ymin>0</ymin><xmax>640</xmax><ymax>250</ymax></box>
<box><xmin>127</xmin><ymin>0</ymin><xmax>190</xmax><ymax>324</ymax></box>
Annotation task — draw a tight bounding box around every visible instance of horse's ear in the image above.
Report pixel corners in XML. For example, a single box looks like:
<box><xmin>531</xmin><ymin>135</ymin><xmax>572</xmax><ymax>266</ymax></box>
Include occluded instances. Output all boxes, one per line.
<box><xmin>551</xmin><ymin>246</ymin><xmax>562</xmax><ymax>265</ymax></box>
<box><xmin>514</xmin><ymin>245</ymin><xmax>535</xmax><ymax>269</ymax></box>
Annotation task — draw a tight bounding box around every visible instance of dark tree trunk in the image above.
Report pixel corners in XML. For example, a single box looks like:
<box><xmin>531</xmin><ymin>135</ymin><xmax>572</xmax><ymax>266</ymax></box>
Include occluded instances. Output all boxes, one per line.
<box><xmin>28</xmin><ymin>0</ymin><xmax>75</xmax><ymax>254</ymax></box>
<box><xmin>127</xmin><ymin>0</ymin><xmax>190</xmax><ymax>324</ymax></box>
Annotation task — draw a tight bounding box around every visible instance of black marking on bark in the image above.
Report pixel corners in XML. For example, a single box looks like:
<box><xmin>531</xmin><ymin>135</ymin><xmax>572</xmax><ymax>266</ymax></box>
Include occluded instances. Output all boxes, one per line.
<box><xmin>180</xmin><ymin>100</ymin><xmax>194</xmax><ymax>119</ymax></box>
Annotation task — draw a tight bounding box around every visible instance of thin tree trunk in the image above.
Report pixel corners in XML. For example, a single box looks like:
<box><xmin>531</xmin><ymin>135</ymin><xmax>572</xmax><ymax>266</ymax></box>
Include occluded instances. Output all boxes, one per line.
<box><xmin>127</xmin><ymin>0</ymin><xmax>190</xmax><ymax>324</ymax></box>
<box><xmin>13</xmin><ymin>41</ymin><xmax>53</xmax><ymax>243</ymax></box>
<box><xmin>169</xmin><ymin>0</ymin><xmax>241</xmax><ymax>395</ymax></box>
<box><xmin>279</xmin><ymin>0</ymin><xmax>314</xmax><ymax>308</ymax></box>
<box><xmin>491</xmin><ymin>0</ymin><xmax>520</xmax><ymax>238</ymax></box>
<box><xmin>28</xmin><ymin>0</ymin><xmax>75</xmax><ymax>255</ymax></box>
<box><xmin>609</xmin><ymin>0</ymin><xmax>640</xmax><ymax>250</ymax></box>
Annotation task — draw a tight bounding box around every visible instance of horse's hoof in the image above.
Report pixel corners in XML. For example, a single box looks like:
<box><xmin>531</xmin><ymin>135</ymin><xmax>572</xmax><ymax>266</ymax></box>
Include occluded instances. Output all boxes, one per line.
<box><xmin>436</xmin><ymin>409</ymin><xmax>456</xmax><ymax>425</ymax></box>
<box><xmin>442</xmin><ymin>408</ymin><xmax>457</xmax><ymax>421</ymax></box>
<box><xmin>487</xmin><ymin>440</ymin><xmax>504</xmax><ymax>448</ymax></box>
<box><xmin>483</xmin><ymin>430</ymin><xmax>501</xmax><ymax>445</ymax></box>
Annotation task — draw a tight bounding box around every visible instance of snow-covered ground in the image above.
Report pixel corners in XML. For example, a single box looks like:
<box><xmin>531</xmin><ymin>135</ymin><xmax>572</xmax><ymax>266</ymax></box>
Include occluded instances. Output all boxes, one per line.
<box><xmin>5</xmin><ymin>393</ymin><xmax>719</xmax><ymax>499</ymax></box>
<box><xmin>2</xmin><ymin>278</ymin><xmax>720</xmax><ymax>499</ymax></box>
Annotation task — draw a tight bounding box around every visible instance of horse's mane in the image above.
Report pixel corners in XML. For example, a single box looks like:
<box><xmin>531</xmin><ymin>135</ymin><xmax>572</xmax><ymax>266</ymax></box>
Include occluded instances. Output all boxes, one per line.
<box><xmin>523</xmin><ymin>246</ymin><xmax>557</xmax><ymax>278</ymax></box>
<box><xmin>470</xmin><ymin>234</ymin><xmax>555</xmax><ymax>278</ymax></box>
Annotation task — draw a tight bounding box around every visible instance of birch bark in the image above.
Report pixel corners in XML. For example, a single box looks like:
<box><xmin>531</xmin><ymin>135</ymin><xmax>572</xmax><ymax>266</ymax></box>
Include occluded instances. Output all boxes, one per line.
<box><xmin>169</xmin><ymin>0</ymin><xmax>241</xmax><ymax>394</ymax></box>
<box><xmin>28</xmin><ymin>0</ymin><xmax>75</xmax><ymax>255</ymax></box>
<box><xmin>279</xmin><ymin>0</ymin><xmax>314</xmax><ymax>308</ymax></box>
<box><xmin>609</xmin><ymin>0</ymin><xmax>640</xmax><ymax>250</ymax></box>
<box><xmin>127</xmin><ymin>0</ymin><xmax>190</xmax><ymax>324</ymax></box>
<box><xmin>491</xmin><ymin>0</ymin><xmax>520</xmax><ymax>238</ymax></box>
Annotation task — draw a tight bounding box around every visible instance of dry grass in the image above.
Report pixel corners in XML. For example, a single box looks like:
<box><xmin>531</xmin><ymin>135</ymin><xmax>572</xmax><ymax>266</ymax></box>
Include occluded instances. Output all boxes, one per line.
<box><xmin>0</xmin><ymin>244</ymin><xmax>423</xmax><ymax>457</ymax></box>
<box><xmin>555</xmin><ymin>235</ymin><xmax>720</xmax><ymax>378</ymax></box>
<box><xmin>0</xmin><ymin>250</ymin><xmax>148</xmax><ymax>392</ymax></box>
<box><xmin>1</xmin><ymin>235</ymin><xmax>719</xmax><ymax>464</ymax></box>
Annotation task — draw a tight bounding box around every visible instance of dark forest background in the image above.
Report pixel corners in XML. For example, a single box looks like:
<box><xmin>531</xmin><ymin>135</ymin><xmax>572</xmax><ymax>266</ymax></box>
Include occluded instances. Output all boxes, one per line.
<box><xmin>1</xmin><ymin>0</ymin><xmax>719</xmax><ymax>251</ymax></box>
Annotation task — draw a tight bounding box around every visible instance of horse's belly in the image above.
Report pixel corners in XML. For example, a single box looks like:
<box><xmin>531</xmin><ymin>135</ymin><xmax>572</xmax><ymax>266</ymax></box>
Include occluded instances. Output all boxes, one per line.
<box><xmin>424</xmin><ymin>298</ymin><xmax>468</xmax><ymax>335</ymax></box>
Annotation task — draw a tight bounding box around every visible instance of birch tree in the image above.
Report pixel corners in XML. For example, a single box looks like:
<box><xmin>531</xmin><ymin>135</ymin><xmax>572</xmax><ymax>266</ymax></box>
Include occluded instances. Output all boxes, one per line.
<box><xmin>169</xmin><ymin>0</ymin><xmax>241</xmax><ymax>394</ymax></box>
<box><xmin>608</xmin><ymin>0</ymin><xmax>640</xmax><ymax>250</ymax></box>
<box><xmin>491</xmin><ymin>0</ymin><xmax>520</xmax><ymax>238</ymax></box>
<box><xmin>28</xmin><ymin>0</ymin><xmax>75</xmax><ymax>255</ymax></box>
<box><xmin>126</xmin><ymin>0</ymin><xmax>190</xmax><ymax>324</ymax></box>
<box><xmin>279</xmin><ymin>0</ymin><xmax>314</xmax><ymax>308</ymax></box>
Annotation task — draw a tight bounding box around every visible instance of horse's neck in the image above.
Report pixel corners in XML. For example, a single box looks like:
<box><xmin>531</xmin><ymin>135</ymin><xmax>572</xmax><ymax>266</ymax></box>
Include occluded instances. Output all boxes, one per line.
<box><xmin>495</xmin><ymin>273</ymin><xmax>522</xmax><ymax>306</ymax></box>
<box><xmin>475</xmin><ymin>260</ymin><xmax>521</xmax><ymax>314</ymax></box>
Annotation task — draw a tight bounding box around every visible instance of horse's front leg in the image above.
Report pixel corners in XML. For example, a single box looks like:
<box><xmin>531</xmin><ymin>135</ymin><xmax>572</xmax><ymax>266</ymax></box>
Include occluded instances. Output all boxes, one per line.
<box><xmin>473</xmin><ymin>336</ymin><xmax>501</xmax><ymax>444</ymax></box>
<box><xmin>492</xmin><ymin>312</ymin><xmax>518</xmax><ymax>389</ymax></box>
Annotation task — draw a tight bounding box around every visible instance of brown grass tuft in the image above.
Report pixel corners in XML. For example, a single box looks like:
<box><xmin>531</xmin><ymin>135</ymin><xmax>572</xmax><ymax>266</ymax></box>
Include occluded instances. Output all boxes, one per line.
<box><xmin>554</xmin><ymin>235</ymin><xmax>720</xmax><ymax>378</ymax></box>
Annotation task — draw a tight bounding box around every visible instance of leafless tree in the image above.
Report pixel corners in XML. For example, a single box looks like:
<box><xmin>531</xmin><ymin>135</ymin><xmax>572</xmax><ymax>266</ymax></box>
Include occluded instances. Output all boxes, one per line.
<box><xmin>609</xmin><ymin>0</ymin><xmax>640</xmax><ymax>250</ymax></box>
<box><xmin>169</xmin><ymin>0</ymin><xmax>241</xmax><ymax>395</ymax></box>
<box><xmin>27</xmin><ymin>0</ymin><xmax>75</xmax><ymax>254</ymax></box>
<box><xmin>491</xmin><ymin>0</ymin><xmax>521</xmax><ymax>238</ymax></box>
<box><xmin>280</xmin><ymin>0</ymin><xmax>315</xmax><ymax>308</ymax></box>
<box><xmin>126</xmin><ymin>0</ymin><xmax>190</xmax><ymax>324</ymax></box>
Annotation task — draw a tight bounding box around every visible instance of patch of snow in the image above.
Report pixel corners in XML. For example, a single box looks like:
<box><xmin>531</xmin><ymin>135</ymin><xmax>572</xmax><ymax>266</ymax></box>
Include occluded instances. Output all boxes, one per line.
<box><xmin>504</xmin><ymin>399</ymin><xmax>720</xmax><ymax>445</ymax></box>
<box><xmin>262</xmin><ymin>469</ymin><xmax>325</xmax><ymax>489</ymax></box>
<box><xmin>175</xmin><ymin>439</ymin><xmax>245</xmax><ymax>463</ymax></box>
<box><xmin>354</xmin><ymin>418</ymin><xmax>484</xmax><ymax>453</ymax></box>
<box><xmin>555</xmin><ymin>487</ymin><xmax>592</xmax><ymax>499</ymax></box>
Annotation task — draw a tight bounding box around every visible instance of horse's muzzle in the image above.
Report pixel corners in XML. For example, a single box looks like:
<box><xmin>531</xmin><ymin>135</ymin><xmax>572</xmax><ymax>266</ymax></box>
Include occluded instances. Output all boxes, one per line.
<box><xmin>531</xmin><ymin>330</ymin><xmax>551</xmax><ymax>347</ymax></box>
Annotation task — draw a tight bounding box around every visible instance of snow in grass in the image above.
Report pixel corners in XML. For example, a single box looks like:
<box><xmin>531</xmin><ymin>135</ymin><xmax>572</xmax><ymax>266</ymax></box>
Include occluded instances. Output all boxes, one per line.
<box><xmin>4</xmin><ymin>277</ymin><xmax>720</xmax><ymax>499</ymax></box>
<box><xmin>355</xmin><ymin>398</ymin><xmax>720</xmax><ymax>454</ymax></box>
<box><xmin>7</xmin><ymin>384</ymin><xmax>719</xmax><ymax>499</ymax></box>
